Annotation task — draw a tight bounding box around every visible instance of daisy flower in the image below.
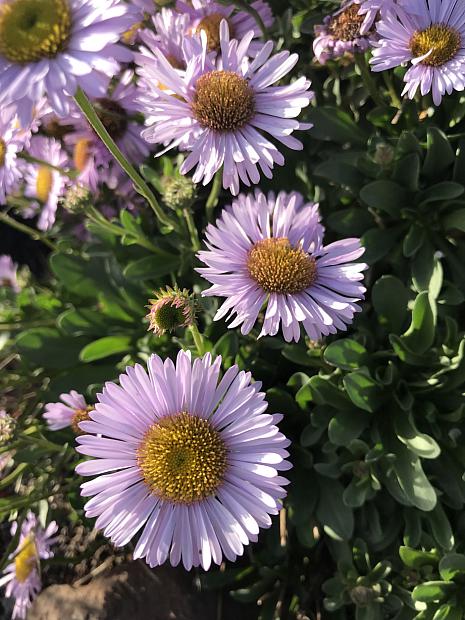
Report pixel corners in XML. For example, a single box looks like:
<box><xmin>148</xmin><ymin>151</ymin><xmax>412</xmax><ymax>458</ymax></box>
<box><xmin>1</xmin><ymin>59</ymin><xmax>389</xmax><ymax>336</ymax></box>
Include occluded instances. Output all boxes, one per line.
<box><xmin>196</xmin><ymin>191</ymin><xmax>367</xmax><ymax>343</ymax></box>
<box><xmin>370</xmin><ymin>0</ymin><xmax>465</xmax><ymax>105</ymax></box>
<box><xmin>177</xmin><ymin>0</ymin><xmax>274</xmax><ymax>55</ymax></box>
<box><xmin>0</xmin><ymin>0</ymin><xmax>135</xmax><ymax>125</ymax></box>
<box><xmin>75</xmin><ymin>350</ymin><xmax>290</xmax><ymax>570</ymax></box>
<box><xmin>0</xmin><ymin>512</ymin><xmax>58</xmax><ymax>620</ymax></box>
<box><xmin>138</xmin><ymin>8</ymin><xmax>191</xmax><ymax>71</ymax></box>
<box><xmin>23</xmin><ymin>136</ymin><xmax>69</xmax><ymax>230</ymax></box>
<box><xmin>139</xmin><ymin>21</ymin><xmax>313</xmax><ymax>195</ymax></box>
<box><xmin>0</xmin><ymin>255</ymin><xmax>20</xmax><ymax>292</ymax></box>
<box><xmin>0</xmin><ymin>108</ymin><xmax>26</xmax><ymax>203</ymax></box>
<box><xmin>43</xmin><ymin>390</ymin><xmax>93</xmax><ymax>433</ymax></box>
<box><xmin>313</xmin><ymin>0</ymin><xmax>373</xmax><ymax>64</ymax></box>
<box><xmin>356</xmin><ymin>0</ymin><xmax>398</xmax><ymax>35</ymax></box>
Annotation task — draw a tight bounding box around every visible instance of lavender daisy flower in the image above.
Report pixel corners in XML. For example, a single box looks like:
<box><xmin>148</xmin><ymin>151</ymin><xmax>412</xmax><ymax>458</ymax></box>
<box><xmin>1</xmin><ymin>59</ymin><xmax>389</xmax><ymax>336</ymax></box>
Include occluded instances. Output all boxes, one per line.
<box><xmin>196</xmin><ymin>191</ymin><xmax>367</xmax><ymax>343</ymax></box>
<box><xmin>23</xmin><ymin>136</ymin><xmax>69</xmax><ymax>230</ymax></box>
<box><xmin>177</xmin><ymin>0</ymin><xmax>274</xmax><ymax>54</ymax></box>
<box><xmin>138</xmin><ymin>8</ymin><xmax>191</xmax><ymax>71</ymax></box>
<box><xmin>75</xmin><ymin>350</ymin><xmax>290</xmax><ymax>570</ymax></box>
<box><xmin>0</xmin><ymin>108</ymin><xmax>26</xmax><ymax>204</ymax></box>
<box><xmin>0</xmin><ymin>255</ymin><xmax>20</xmax><ymax>291</ymax></box>
<box><xmin>0</xmin><ymin>512</ymin><xmax>58</xmax><ymax>620</ymax></box>
<box><xmin>139</xmin><ymin>21</ymin><xmax>313</xmax><ymax>195</ymax></box>
<box><xmin>356</xmin><ymin>0</ymin><xmax>398</xmax><ymax>35</ymax></box>
<box><xmin>0</xmin><ymin>0</ymin><xmax>135</xmax><ymax>125</ymax></box>
<box><xmin>43</xmin><ymin>390</ymin><xmax>93</xmax><ymax>433</ymax></box>
<box><xmin>370</xmin><ymin>0</ymin><xmax>465</xmax><ymax>105</ymax></box>
<box><xmin>313</xmin><ymin>0</ymin><xmax>373</xmax><ymax>64</ymax></box>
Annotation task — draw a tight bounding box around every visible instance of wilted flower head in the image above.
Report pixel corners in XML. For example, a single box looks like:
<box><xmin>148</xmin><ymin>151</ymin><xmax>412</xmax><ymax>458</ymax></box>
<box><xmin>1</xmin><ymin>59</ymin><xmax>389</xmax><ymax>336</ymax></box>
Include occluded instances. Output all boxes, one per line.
<box><xmin>0</xmin><ymin>512</ymin><xmax>58</xmax><ymax>620</ymax></box>
<box><xmin>76</xmin><ymin>350</ymin><xmax>290</xmax><ymax>570</ymax></box>
<box><xmin>147</xmin><ymin>286</ymin><xmax>196</xmax><ymax>336</ymax></box>
<box><xmin>0</xmin><ymin>255</ymin><xmax>20</xmax><ymax>292</ymax></box>
<box><xmin>197</xmin><ymin>191</ymin><xmax>367</xmax><ymax>342</ymax></box>
<box><xmin>0</xmin><ymin>409</ymin><xmax>15</xmax><ymax>442</ymax></box>
<box><xmin>138</xmin><ymin>21</ymin><xmax>313</xmax><ymax>195</ymax></box>
<box><xmin>370</xmin><ymin>0</ymin><xmax>465</xmax><ymax>105</ymax></box>
<box><xmin>0</xmin><ymin>0</ymin><xmax>135</xmax><ymax>125</ymax></box>
<box><xmin>313</xmin><ymin>0</ymin><xmax>373</xmax><ymax>64</ymax></box>
<box><xmin>43</xmin><ymin>390</ymin><xmax>93</xmax><ymax>434</ymax></box>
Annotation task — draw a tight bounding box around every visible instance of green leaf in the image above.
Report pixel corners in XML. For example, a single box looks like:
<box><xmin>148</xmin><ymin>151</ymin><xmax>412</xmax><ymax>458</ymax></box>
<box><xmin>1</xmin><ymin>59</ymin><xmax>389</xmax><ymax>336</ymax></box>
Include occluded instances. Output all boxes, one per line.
<box><xmin>123</xmin><ymin>254</ymin><xmax>180</xmax><ymax>280</ymax></box>
<box><xmin>58</xmin><ymin>308</ymin><xmax>110</xmax><ymax>336</ymax></box>
<box><xmin>314</xmin><ymin>160</ymin><xmax>364</xmax><ymax>189</ymax></box>
<box><xmin>390</xmin><ymin>334</ymin><xmax>435</xmax><ymax>366</ymax></box>
<box><xmin>399</xmin><ymin>547</ymin><xmax>438</xmax><ymax>570</ymax></box>
<box><xmin>360</xmin><ymin>180</ymin><xmax>407</xmax><ymax>216</ymax></box>
<box><xmin>328</xmin><ymin>409</ymin><xmax>369</xmax><ymax>446</ymax></box>
<box><xmin>428</xmin><ymin>504</ymin><xmax>455</xmax><ymax>551</ymax></box>
<box><xmin>316</xmin><ymin>478</ymin><xmax>354</xmax><ymax>541</ymax></box>
<box><xmin>412</xmin><ymin>582</ymin><xmax>455</xmax><ymax>604</ymax></box>
<box><xmin>79</xmin><ymin>336</ymin><xmax>132</xmax><ymax>362</ymax></box>
<box><xmin>343</xmin><ymin>369</ymin><xmax>383</xmax><ymax>412</ymax></box>
<box><xmin>432</xmin><ymin>605</ymin><xmax>463</xmax><ymax>620</ymax></box>
<box><xmin>50</xmin><ymin>253</ymin><xmax>111</xmax><ymax>299</ymax></box>
<box><xmin>393</xmin><ymin>153</ymin><xmax>421</xmax><ymax>191</ymax></box>
<box><xmin>422</xmin><ymin>127</ymin><xmax>455</xmax><ymax>178</ymax></box>
<box><xmin>327</xmin><ymin>208</ymin><xmax>375</xmax><ymax>236</ymax></box>
<box><xmin>418</xmin><ymin>182</ymin><xmax>464</xmax><ymax>205</ymax></box>
<box><xmin>343</xmin><ymin>478</ymin><xmax>371</xmax><ymax>508</ymax></box>
<box><xmin>372</xmin><ymin>275</ymin><xmax>409</xmax><ymax>334</ymax></box>
<box><xmin>17</xmin><ymin>328</ymin><xmax>88</xmax><ymax>369</ymax></box>
<box><xmin>324</xmin><ymin>338</ymin><xmax>368</xmax><ymax>370</ymax></box>
<box><xmin>403</xmin><ymin>224</ymin><xmax>425</xmax><ymax>257</ymax></box>
<box><xmin>444</xmin><ymin>208</ymin><xmax>465</xmax><ymax>233</ymax></box>
<box><xmin>307</xmin><ymin>106</ymin><xmax>367</xmax><ymax>145</ymax></box>
<box><xmin>361</xmin><ymin>228</ymin><xmax>402</xmax><ymax>264</ymax></box>
<box><xmin>394</xmin><ymin>412</ymin><xmax>440</xmax><ymax>459</ymax></box>
<box><xmin>389</xmin><ymin>439</ymin><xmax>437</xmax><ymax>511</ymax></box>
<box><xmin>439</xmin><ymin>554</ymin><xmax>465</xmax><ymax>581</ymax></box>
<box><xmin>402</xmin><ymin>292</ymin><xmax>435</xmax><ymax>354</ymax></box>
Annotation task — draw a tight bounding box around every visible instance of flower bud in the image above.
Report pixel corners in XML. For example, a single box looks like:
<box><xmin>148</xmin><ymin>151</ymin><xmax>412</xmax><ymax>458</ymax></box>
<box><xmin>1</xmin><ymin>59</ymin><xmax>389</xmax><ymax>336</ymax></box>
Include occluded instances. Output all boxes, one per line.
<box><xmin>162</xmin><ymin>176</ymin><xmax>196</xmax><ymax>210</ymax></box>
<box><xmin>147</xmin><ymin>287</ymin><xmax>196</xmax><ymax>336</ymax></box>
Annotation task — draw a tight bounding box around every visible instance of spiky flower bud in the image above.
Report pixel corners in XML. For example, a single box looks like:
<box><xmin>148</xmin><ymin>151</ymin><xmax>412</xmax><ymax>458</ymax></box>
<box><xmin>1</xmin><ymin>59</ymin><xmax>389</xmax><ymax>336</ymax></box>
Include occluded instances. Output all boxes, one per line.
<box><xmin>162</xmin><ymin>176</ymin><xmax>196</xmax><ymax>210</ymax></box>
<box><xmin>146</xmin><ymin>286</ymin><xmax>196</xmax><ymax>336</ymax></box>
<box><xmin>63</xmin><ymin>184</ymin><xmax>93</xmax><ymax>214</ymax></box>
<box><xmin>0</xmin><ymin>410</ymin><xmax>16</xmax><ymax>442</ymax></box>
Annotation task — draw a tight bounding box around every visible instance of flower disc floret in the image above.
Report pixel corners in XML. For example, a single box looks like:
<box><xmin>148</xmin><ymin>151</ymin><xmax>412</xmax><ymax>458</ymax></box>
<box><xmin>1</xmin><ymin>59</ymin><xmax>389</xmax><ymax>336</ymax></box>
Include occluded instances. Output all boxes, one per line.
<box><xmin>196</xmin><ymin>13</ymin><xmax>233</xmax><ymax>51</ymax></box>
<box><xmin>138</xmin><ymin>412</ymin><xmax>227</xmax><ymax>503</ymax></box>
<box><xmin>0</xmin><ymin>0</ymin><xmax>71</xmax><ymax>64</ymax></box>
<box><xmin>247</xmin><ymin>238</ymin><xmax>317</xmax><ymax>294</ymax></box>
<box><xmin>410</xmin><ymin>24</ymin><xmax>461</xmax><ymax>67</ymax></box>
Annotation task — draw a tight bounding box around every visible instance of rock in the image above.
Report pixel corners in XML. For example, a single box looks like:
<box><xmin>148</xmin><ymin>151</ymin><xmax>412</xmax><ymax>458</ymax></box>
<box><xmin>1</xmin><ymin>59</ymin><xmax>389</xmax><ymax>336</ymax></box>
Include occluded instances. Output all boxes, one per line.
<box><xmin>28</xmin><ymin>561</ymin><xmax>253</xmax><ymax>620</ymax></box>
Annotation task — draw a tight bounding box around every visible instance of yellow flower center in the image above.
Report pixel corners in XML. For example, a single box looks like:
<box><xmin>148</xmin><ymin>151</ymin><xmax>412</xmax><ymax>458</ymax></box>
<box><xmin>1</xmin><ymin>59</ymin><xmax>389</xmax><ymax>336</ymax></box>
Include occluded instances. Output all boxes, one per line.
<box><xmin>71</xmin><ymin>406</ymin><xmax>93</xmax><ymax>435</ymax></box>
<box><xmin>95</xmin><ymin>98</ymin><xmax>128</xmax><ymax>141</ymax></box>
<box><xmin>0</xmin><ymin>139</ymin><xmax>6</xmax><ymax>168</ymax></box>
<box><xmin>36</xmin><ymin>166</ymin><xmax>53</xmax><ymax>203</ymax></box>
<box><xmin>137</xmin><ymin>412</ymin><xmax>227</xmax><ymax>504</ymax></box>
<box><xmin>192</xmin><ymin>70</ymin><xmax>255</xmax><ymax>132</ymax></box>
<box><xmin>328</xmin><ymin>4</ymin><xmax>365</xmax><ymax>41</ymax></box>
<box><xmin>122</xmin><ymin>21</ymin><xmax>142</xmax><ymax>45</ymax></box>
<box><xmin>0</xmin><ymin>0</ymin><xmax>71</xmax><ymax>64</ymax></box>
<box><xmin>410</xmin><ymin>24</ymin><xmax>461</xmax><ymax>67</ymax></box>
<box><xmin>195</xmin><ymin>13</ymin><xmax>234</xmax><ymax>52</ymax></box>
<box><xmin>73</xmin><ymin>138</ymin><xmax>91</xmax><ymax>172</ymax></box>
<box><xmin>14</xmin><ymin>535</ymin><xmax>37</xmax><ymax>583</ymax></box>
<box><xmin>247</xmin><ymin>237</ymin><xmax>318</xmax><ymax>294</ymax></box>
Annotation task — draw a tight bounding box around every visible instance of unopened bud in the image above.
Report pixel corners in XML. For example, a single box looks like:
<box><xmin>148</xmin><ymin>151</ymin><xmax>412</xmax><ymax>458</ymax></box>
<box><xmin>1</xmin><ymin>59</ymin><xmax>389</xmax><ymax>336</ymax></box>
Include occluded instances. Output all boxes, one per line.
<box><xmin>162</xmin><ymin>176</ymin><xmax>196</xmax><ymax>210</ymax></box>
<box><xmin>147</xmin><ymin>286</ymin><xmax>196</xmax><ymax>336</ymax></box>
<box><xmin>63</xmin><ymin>184</ymin><xmax>93</xmax><ymax>214</ymax></box>
<box><xmin>0</xmin><ymin>410</ymin><xmax>16</xmax><ymax>443</ymax></box>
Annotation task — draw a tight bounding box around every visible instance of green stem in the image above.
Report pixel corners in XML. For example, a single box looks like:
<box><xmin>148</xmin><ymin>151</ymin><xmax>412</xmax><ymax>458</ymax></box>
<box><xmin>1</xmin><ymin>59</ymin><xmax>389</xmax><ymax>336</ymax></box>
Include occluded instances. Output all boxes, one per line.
<box><xmin>183</xmin><ymin>208</ymin><xmax>201</xmax><ymax>251</ymax></box>
<box><xmin>18</xmin><ymin>152</ymin><xmax>78</xmax><ymax>179</ymax></box>
<box><xmin>74</xmin><ymin>89</ymin><xmax>179</xmax><ymax>233</ymax></box>
<box><xmin>206</xmin><ymin>170</ymin><xmax>222</xmax><ymax>223</ymax></box>
<box><xmin>0</xmin><ymin>321</ymin><xmax>56</xmax><ymax>332</ymax></box>
<box><xmin>18</xmin><ymin>434</ymin><xmax>66</xmax><ymax>453</ymax></box>
<box><xmin>382</xmin><ymin>72</ymin><xmax>401</xmax><ymax>109</ymax></box>
<box><xmin>355</xmin><ymin>54</ymin><xmax>385</xmax><ymax>108</ymax></box>
<box><xmin>190</xmin><ymin>324</ymin><xmax>205</xmax><ymax>357</ymax></box>
<box><xmin>0</xmin><ymin>211</ymin><xmax>58</xmax><ymax>251</ymax></box>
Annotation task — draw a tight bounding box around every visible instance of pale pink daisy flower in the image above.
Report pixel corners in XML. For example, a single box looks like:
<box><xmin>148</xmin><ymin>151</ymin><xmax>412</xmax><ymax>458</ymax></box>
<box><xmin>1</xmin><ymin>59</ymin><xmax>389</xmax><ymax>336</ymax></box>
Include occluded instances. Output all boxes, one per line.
<box><xmin>370</xmin><ymin>0</ymin><xmax>465</xmax><ymax>105</ymax></box>
<box><xmin>23</xmin><ymin>136</ymin><xmax>70</xmax><ymax>230</ymax></box>
<box><xmin>177</xmin><ymin>0</ymin><xmax>274</xmax><ymax>55</ymax></box>
<box><xmin>75</xmin><ymin>350</ymin><xmax>290</xmax><ymax>570</ymax></box>
<box><xmin>0</xmin><ymin>0</ymin><xmax>135</xmax><ymax>125</ymax></box>
<box><xmin>0</xmin><ymin>512</ymin><xmax>58</xmax><ymax>620</ymax></box>
<box><xmin>197</xmin><ymin>191</ymin><xmax>367</xmax><ymax>343</ymax></box>
<box><xmin>356</xmin><ymin>0</ymin><xmax>399</xmax><ymax>34</ymax></box>
<box><xmin>0</xmin><ymin>107</ymin><xmax>26</xmax><ymax>203</ymax></box>
<box><xmin>0</xmin><ymin>255</ymin><xmax>19</xmax><ymax>292</ymax></box>
<box><xmin>138</xmin><ymin>21</ymin><xmax>313</xmax><ymax>195</ymax></box>
<box><xmin>43</xmin><ymin>390</ymin><xmax>93</xmax><ymax>433</ymax></box>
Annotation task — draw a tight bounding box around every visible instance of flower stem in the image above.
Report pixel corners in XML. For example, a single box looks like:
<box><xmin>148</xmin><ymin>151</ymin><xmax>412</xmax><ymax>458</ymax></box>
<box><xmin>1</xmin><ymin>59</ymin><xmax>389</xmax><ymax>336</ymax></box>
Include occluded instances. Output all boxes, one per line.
<box><xmin>355</xmin><ymin>54</ymin><xmax>385</xmax><ymax>108</ymax></box>
<box><xmin>0</xmin><ymin>211</ymin><xmax>58</xmax><ymax>251</ymax></box>
<box><xmin>18</xmin><ymin>152</ymin><xmax>78</xmax><ymax>179</ymax></box>
<box><xmin>73</xmin><ymin>88</ymin><xmax>179</xmax><ymax>233</ymax></box>
<box><xmin>183</xmin><ymin>208</ymin><xmax>201</xmax><ymax>252</ymax></box>
<box><xmin>382</xmin><ymin>72</ymin><xmax>401</xmax><ymax>109</ymax></box>
<box><xmin>190</xmin><ymin>324</ymin><xmax>205</xmax><ymax>357</ymax></box>
<box><xmin>206</xmin><ymin>170</ymin><xmax>222</xmax><ymax>223</ymax></box>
